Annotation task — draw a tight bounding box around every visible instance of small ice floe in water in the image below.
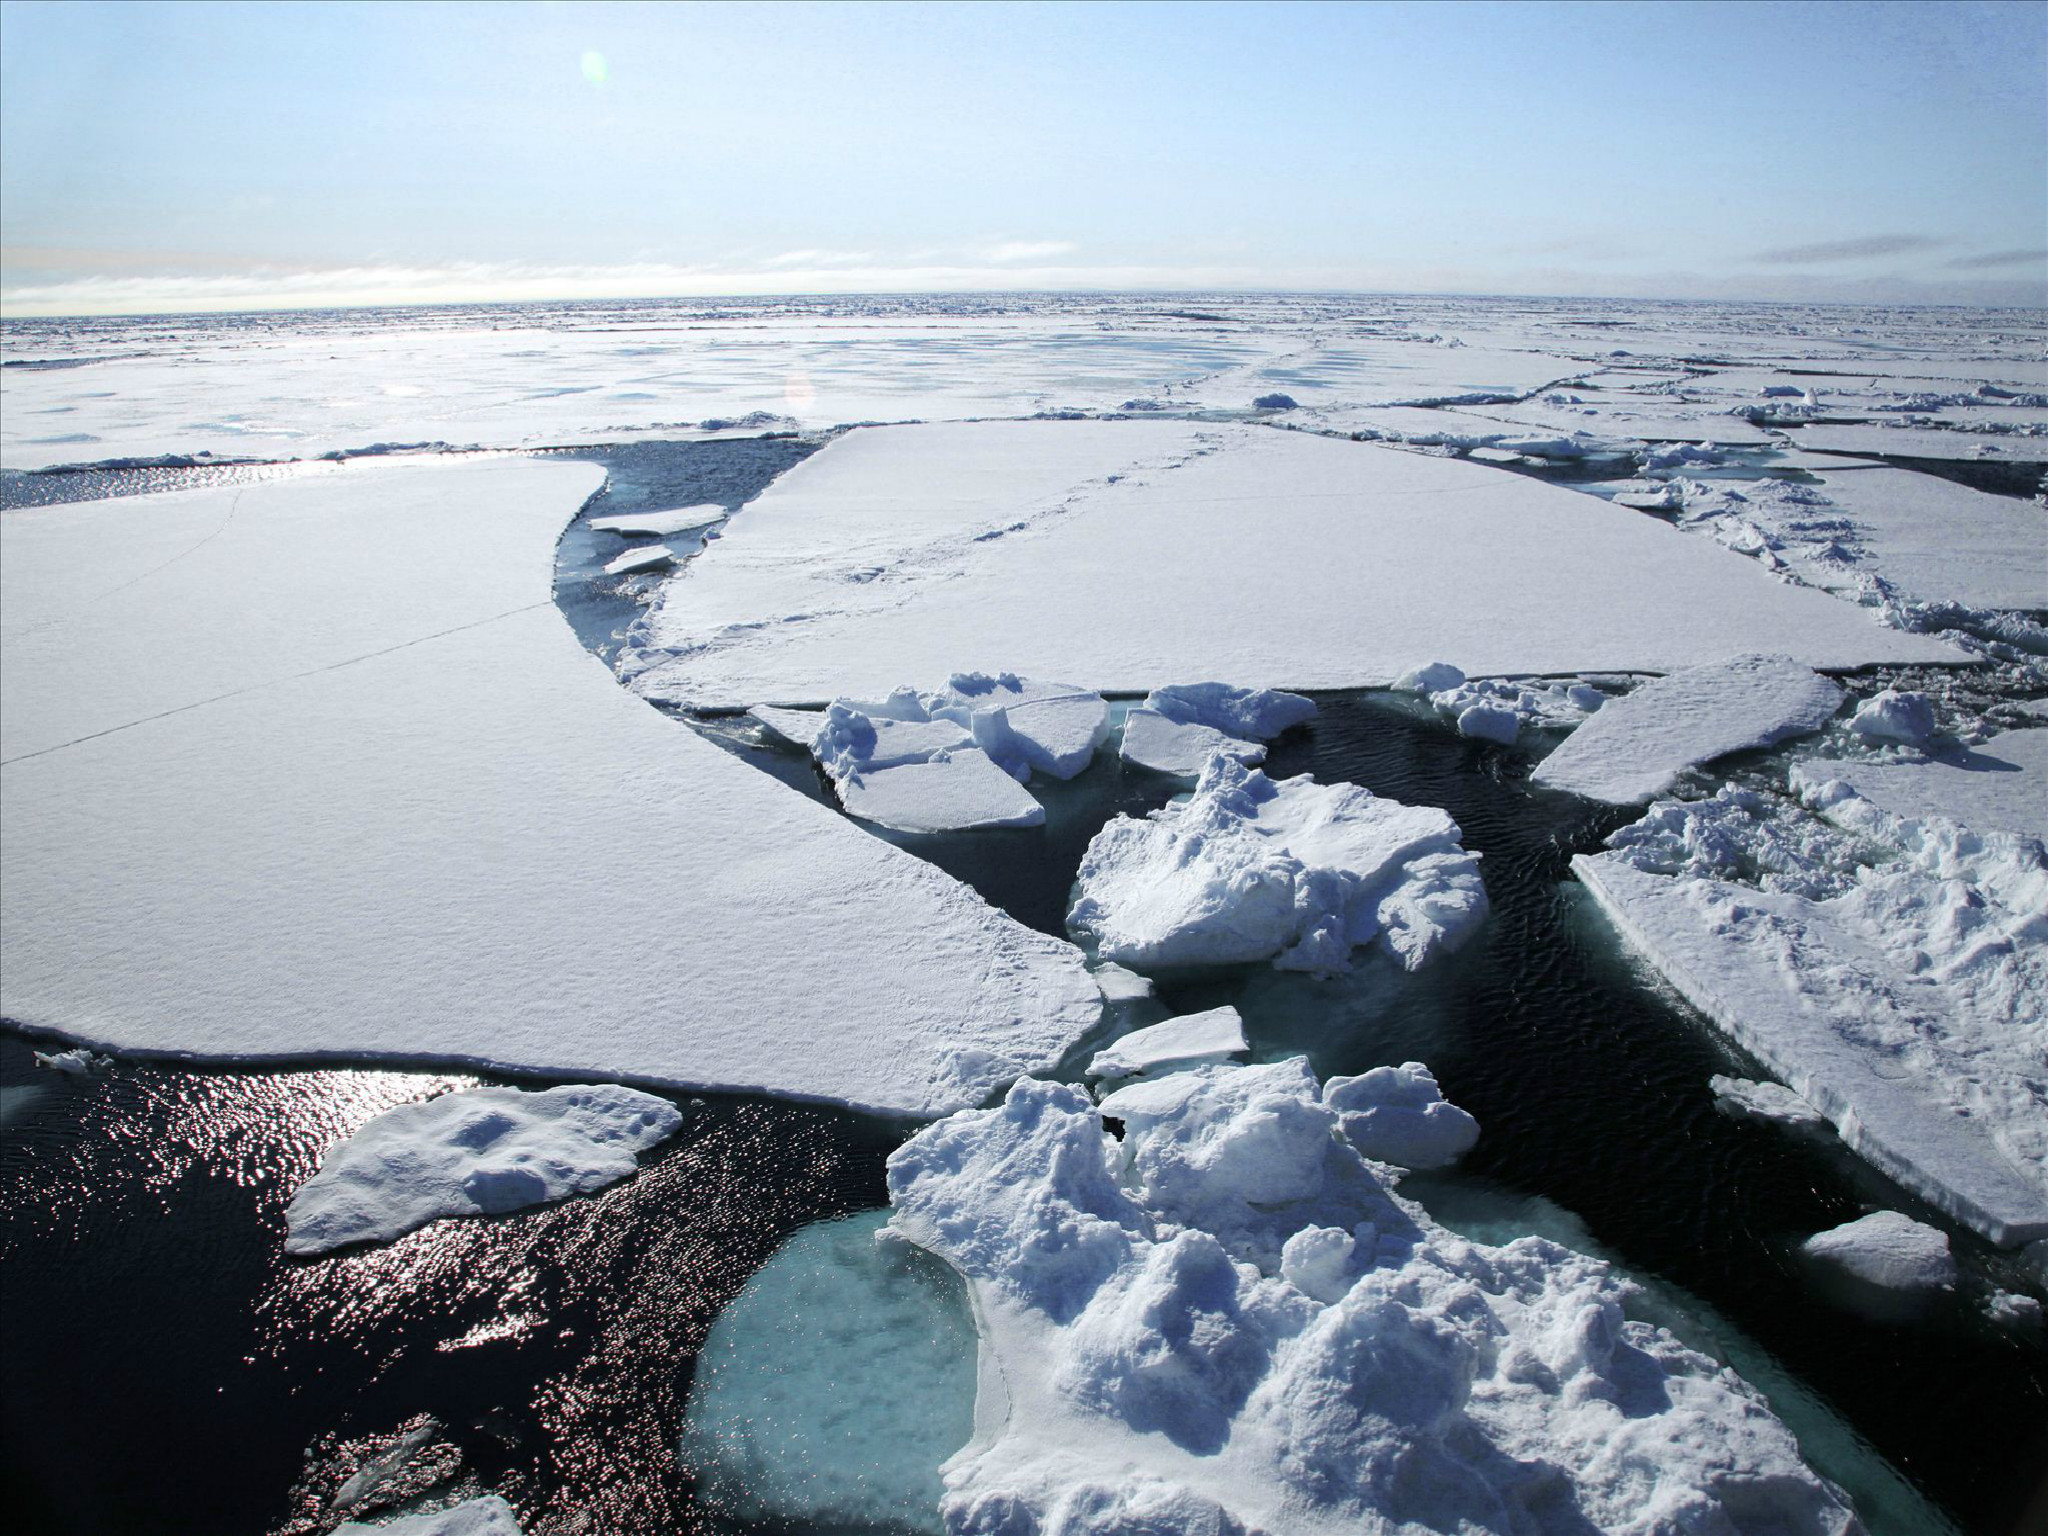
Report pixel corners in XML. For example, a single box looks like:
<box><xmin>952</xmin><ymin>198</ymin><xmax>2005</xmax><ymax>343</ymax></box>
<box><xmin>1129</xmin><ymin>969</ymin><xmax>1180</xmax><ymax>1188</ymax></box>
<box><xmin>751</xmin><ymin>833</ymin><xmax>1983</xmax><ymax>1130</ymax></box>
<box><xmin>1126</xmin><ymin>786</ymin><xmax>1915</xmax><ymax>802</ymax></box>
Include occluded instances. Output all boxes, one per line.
<box><xmin>1711</xmin><ymin>1074</ymin><xmax>1830</xmax><ymax>1129</ymax></box>
<box><xmin>1802</xmin><ymin>1211</ymin><xmax>1958</xmax><ymax>1293</ymax></box>
<box><xmin>1455</xmin><ymin>699</ymin><xmax>1519</xmax><ymax>744</ymax></box>
<box><xmin>885</xmin><ymin>1060</ymin><xmax>1857</xmax><ymax>1534</ymax></box>
<box><xmin>285</xmin><ymin>1084</ymin><xmax>683</xmax><ymax>1256</ymax></box>
<box><xmin>1069</xmin><ymin>756</ymin><xmax>1487</xmax><ymax>974</ymax></box>
<box><xmin>1847</xmin><ymin>688</ymin><xmax>1937</xmax><ymax>746</ymax></box>
<box><xmin>602</xmin><ymin>543</ymin><xmax>674</xmax><ymax>576</ymax></box>
<box><xmin>754</xmin><ymin>674</ymin><xmax>1109</xmax><ymax>832</ymax></box>
<box><xmin>335</xmin><ymin>1496</ymin><xmax>522</xmax><ymax>1535</ymax></box>
<box><xmin>32</xmin><ymin>1047</ymin><xmax>109</xmax><ymax>1075</ymax></box>
<box><xmin>1985</xmin><ymin>1289</ymin><xmax>2043</xmax><ymax>1328</ymax></box>
<box><xmin>1393</xmin><ymin>662</ymin><xmax>1604</xmax><ymax>745</ymax></box>
<box><xmin>587</xmin><ymin>502</ymin><xmax>723</xmax><ymax>538</ymax></box>
<box><xmin>1322</xmin><ymin>1061</ymin><xmax>1479</xmax><ymax>1169</ymax></box>
<box><xmin>1532</xmin><ymin>653</ymin><xmax>1844</xmax><ymax>803</ymax></box>
<box><xmin>1119</xmin><ymin>681</ymin><xmax>1316</xmax><ymax>777</ymax></box>
<box><xmin>1087</xmin><ymin>1006</ymin><xmax>1247</xmax><ymax>1082</ymax></box>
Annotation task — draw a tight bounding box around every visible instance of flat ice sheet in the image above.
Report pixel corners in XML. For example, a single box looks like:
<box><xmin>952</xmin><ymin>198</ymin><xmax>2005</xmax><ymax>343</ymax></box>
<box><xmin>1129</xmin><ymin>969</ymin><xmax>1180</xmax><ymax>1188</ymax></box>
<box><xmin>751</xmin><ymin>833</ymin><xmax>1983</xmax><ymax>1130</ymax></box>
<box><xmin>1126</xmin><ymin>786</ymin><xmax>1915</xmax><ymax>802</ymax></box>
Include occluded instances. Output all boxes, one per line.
<box><xmin>1806</xmin><ymin>468</ymin><xmax>2047</xmax><ymax>610</ymax></box>
<box><xmin>1791</xmin><ymin>730</ymin><xmax>2048</xmax><ymax>843</ymax></box>
<box><xmin>627</xmin><ymin>422</ymin><xmax>1957</xmax><ymax>708</ymax></box>
<box><xmin>1531</xmin><ymin>655</ymin><xmax>1844</xmax><ymax>804</ymax></box>
<box><xmin>0</xmin><ymin>459</ymin><xmax>1100</xmax><ymax>1117</ymax></box>
<box><xmin>1787</xmin><ymin>424</ymin><xmax>2048</xmax><ymax>462</ymax></box>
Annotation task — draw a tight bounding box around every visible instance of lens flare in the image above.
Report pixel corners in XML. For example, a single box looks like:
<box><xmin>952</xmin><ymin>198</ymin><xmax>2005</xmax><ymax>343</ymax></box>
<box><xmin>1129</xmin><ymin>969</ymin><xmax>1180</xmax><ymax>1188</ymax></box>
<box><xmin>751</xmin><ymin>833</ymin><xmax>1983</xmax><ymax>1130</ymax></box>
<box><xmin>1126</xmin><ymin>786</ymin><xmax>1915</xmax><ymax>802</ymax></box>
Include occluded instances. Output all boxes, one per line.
<box><xmin>580</xmin><ymin>50</ymin><xmax>608</xmax><ymax>87</ymax></box>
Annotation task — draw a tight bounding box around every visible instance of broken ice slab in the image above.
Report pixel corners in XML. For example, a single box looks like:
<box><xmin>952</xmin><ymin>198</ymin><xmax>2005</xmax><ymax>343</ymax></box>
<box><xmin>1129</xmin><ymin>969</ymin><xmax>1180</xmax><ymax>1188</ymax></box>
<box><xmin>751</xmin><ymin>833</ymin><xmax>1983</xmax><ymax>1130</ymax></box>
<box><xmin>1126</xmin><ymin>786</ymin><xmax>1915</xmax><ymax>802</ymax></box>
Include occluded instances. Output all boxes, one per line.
<box><xmin>837</xmin><ymin>750</ymin><xmax>1047</xmax><ymax>834</ymax></box>
<box><xmin>603</xmin><ymin>543</ymin><xmax>674</xmax><ymax>576</ymax></box>
<box><xmin>1086</xmin><ymin>1006</ymin><xmax>1248</xmax><ymax>1081</ymax></box>
<box><xmin>587</xmin><ymin>502</ymin><xmax>724</xmax><ymax>537</ymax></box>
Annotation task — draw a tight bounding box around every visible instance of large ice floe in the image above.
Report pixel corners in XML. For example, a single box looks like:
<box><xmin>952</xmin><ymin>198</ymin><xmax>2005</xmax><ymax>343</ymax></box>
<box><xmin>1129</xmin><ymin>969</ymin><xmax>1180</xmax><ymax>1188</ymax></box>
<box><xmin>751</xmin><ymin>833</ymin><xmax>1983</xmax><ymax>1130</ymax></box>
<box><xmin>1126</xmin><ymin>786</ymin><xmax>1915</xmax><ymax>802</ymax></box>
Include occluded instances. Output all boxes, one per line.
<box><xmin>0</xmin><ymin>459</ymin><xmax>1101</xmax><ymax>1116</ymax></box>
<box><xmin>751</xmin><ymin>673</ymin><xmax>1111</xmax><ymax>831</ymax></box>
<box><xmin>1069</xmin><ymin>756</ymin><xmax>1488</xmax><ymax>974</ymax></box>
<box><xmin>285</xmin><ymin>1084</ymin><xmax>683</xmax><ymax>1256</ymax></box>
<box><xmin>1531</xmin><ymin>655</ymin><xmax>1845</xmax><ymax>804</ymax></box>
<box><xmin>622</xmin><ymin>420</ymin><xmax>1956</xmax><ymax>710</ymax></box>
<box><xmin>1575</xmin><ymin>734</ymin><xmax>2048</xmax><ymax>1245</ymax></box>
<box><xmin>886</xmin><ymin>1062</ymin><xmax>1859</xmax><ymax>1535</ymax></box>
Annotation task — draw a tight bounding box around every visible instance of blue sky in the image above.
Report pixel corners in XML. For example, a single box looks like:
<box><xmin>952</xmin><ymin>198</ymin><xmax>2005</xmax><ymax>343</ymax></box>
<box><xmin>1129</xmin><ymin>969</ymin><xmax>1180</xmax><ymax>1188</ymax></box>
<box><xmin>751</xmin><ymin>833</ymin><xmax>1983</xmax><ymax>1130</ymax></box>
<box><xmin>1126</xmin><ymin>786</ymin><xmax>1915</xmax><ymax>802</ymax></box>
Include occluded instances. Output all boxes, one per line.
<box><xmin>2</xmin><ymin>0</ymin><xmax>2042</xmax><ymax>314</ymax></box>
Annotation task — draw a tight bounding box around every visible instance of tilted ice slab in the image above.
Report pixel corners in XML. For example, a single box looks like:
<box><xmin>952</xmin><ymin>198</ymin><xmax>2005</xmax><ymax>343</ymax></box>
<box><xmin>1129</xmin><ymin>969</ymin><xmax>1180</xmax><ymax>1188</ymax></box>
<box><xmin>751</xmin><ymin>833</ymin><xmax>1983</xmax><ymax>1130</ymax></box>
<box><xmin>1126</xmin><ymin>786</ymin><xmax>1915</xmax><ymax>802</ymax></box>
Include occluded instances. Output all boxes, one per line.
<box><xmin>885</xmin><ymin>1063</ymin><xmax>1857</xmax><ymax>1536</ymax></box>
<box><xmin>588</xmin><ymin>503</ymin><xmax>724</xmax><ymax>538</ymax></box>
<box><xmin>1069</xmin><ymin>756</ymin><xmax>1488</xmax><ymax>974</ymax></box>
<box><xmin>624</xmin><ymin>421</ymin><xmax>1957</xmax><ymax>710</ymax></box>
<box><xmin>1575</xmin><ymin>781</ymin><xmax>2048</xmax><ymax>1244</ymax></box>
<box><xmin>0</xmin><ymin>459</ymin><xmax>1101</xmax><ymax>1117</ymax></box>
<box><xmin>1087</xmin><ymin>1006</ymin><xmax>1248</xmax><ymax>1081</ymax></box>
<box><xmin>335</xmin><ymin>1497</ymin><xmax>522</xmax><ymax>1536</ymax></box>
<box><xmin>285</xmin><ymin>1084</ymin><xmax>683</xmax><ymax>1256</ymax></box>
<box><xmin>1532</xmin><ymin>655</ymin><xmax>1845</xmax><ymax>804</ymax></box>
<box><xmin>1790</xmin><ymin>728</ymin><xmax>2048</xmax><ymax>844</ymax></box>
<box><xmin>1120</xmin><ymin>682</ymin><xmax>1316</xmax><ymax>777</ymax></box>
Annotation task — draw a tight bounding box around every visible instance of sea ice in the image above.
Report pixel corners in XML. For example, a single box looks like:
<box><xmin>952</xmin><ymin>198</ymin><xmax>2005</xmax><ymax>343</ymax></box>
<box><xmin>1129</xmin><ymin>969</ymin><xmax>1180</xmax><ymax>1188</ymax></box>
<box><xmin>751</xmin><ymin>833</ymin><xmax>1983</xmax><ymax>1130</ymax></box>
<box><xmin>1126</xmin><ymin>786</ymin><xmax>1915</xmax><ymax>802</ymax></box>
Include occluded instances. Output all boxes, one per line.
<box><xmin>1711</xmin><ymin>1076</ymin><xmax>1830</xmax><ymax>1130</ymax></box>
<box><xmin>1322</xmin><ymin>1061</ymin><xmax>1479</xmax><ymax>1169</ymax></box>
<box><xmin>838</xmin><ymin>750</ymin><xmax>1046</xmax><ymax>834</ymax></box>
<box><xmin>1087</xmin><ymin>1006</ymin><xmax>1247</xmax><ymax>1081</ymax></box>
<box><xmin>1791</xmin><ymin>728</ymin><xmax>2048</xmax><ymax>843</ymax></box>
<box><xmin>1802</xmin><ymin>1212</ymin><xmax>1958</xmax><ymax>1293</ymax></box>
<box><xmin>1068</xmin><ymin>756</ymin><xmax>1488</xmax><ymax>974</ymax></box>
<box><xmin>1392</xmin><ymin>661</ymin><xmax>1465</xmax><ymax>694</ymax></box>
<box><xmin>924</xmin><ymin>672</ymin><xmax>1112</xmax><ymax>779</ymax></box>
<box><xmin>602</xmin><ymin>544</ymin><xmax>674</xmax><ymax>576</ymax></box>
<box><xmin>0</xmin><ymin>460</ymin><xmax>1102</xmax><ymax>1117</ymax></box>
<box><xmin>1088</xmin><ymin>962</ymin><xmax>1155</xmax><ymax>1003</ymax></box>
<box><xmin>285</xmin><ymin>1084</ymin><xmax>684</xmax><ymax>1255</ymax></box>
<box><xmin>587</xmin><ymin>503</ymin><xmax>724</xmax><ymax>538</ymax></box>
<box><xmin>1120</xmin><ymin>681</ymin><xmax>1313</xmax><ymax>777</ymax></box>
<box><xmin>1118</xmin><ymin>707</ymin><xmax>1266</xmax><ymax>777</ymax></box>
<box><xmin>1532</xmin><ymin>654</ymin><xmax>1845</xmax><ymax>803</ymax></box>
<box><xmin>1848</xmin><ymin>689</ymin><xmax>1937</xmax><ymax>745</ymax></box>
<box><xmin>885</xmin><ymin>1063</ymin><xmax>1858</xmax><ymax>1536</ymax></box>
<box><xmin>1456</xmin><ymin>700</ymin><xmax>1520</xmax><ymax>744</ymax></box>
<box><xmin>624</xmin><ymin>421</ymin><xmax>1956</xmax><ymax>711</ymax></box>
<box><xmin>334</xmin><ymin>1496</ymin><xmax>522</xmax><ymax>1536</ymax></box>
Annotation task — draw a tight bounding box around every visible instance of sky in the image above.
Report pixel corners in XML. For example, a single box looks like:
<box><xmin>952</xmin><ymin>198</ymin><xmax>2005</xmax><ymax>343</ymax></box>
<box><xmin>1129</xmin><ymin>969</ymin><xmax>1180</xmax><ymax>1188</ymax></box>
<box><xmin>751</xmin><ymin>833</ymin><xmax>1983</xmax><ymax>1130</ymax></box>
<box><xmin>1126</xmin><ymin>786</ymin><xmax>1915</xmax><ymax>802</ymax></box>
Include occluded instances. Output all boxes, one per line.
<box><xmin>2</xmin><ymin>0</ymin><xmax>2043</xmax><ymax>316</ymax></box>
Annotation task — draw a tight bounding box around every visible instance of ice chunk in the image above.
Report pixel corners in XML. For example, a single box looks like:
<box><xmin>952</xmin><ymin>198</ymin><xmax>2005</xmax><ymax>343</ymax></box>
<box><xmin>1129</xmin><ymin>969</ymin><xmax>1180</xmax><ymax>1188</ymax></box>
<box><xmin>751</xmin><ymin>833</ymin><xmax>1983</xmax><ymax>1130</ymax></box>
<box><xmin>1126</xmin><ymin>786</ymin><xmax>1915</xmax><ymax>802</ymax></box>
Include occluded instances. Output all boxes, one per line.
<box><xmin>815</xmin><ymin>707</ymin><xmax>974</xmax><ymax>777</ymax></box>
<box><xmin>335</xmin><ymin>1497</ymin><xmax>522</xmax><ymax>1536</ymax></box>
<box><xmin>1848</xmin><ymin>689</ymin><xmax>1937</xmax><ymax>745</ymax></box>
<box><xmin>1792</xmin><ymin>728</ymin><xmax>2048</xmax><ymax>844</ymax></box>
<box><xmin>1068</xmin><ymin>756</ymin><xmax>1487</xmax><ymax>974</ymax></box>
<box><xmin>1087</xmin><ymin>1006</ymin><xmax>1248</xmax><ymax>1080</ymax></box>
<box><xmin>587</xmin><ymin>503</ymin><xmax>723</xmax><ymax>538</ymax></box>
<box><xmin>1802</xmin><ymin>1211</ymin><xmax>1958</xmax><ymax>1292</ymax></box>
<box><xmin>1455</xmin><ymin>699</ymin><xmax>1519</xmax><ymax>744</ymax></box>
<box><xmin>1142</xmin><ymin>682</ymin><xmax>1317</xmax><ymax>741</ymax></box>
<box><xmin>1089</xmin><ymin>962</ymin><xmax>1154</xmax><ymax>1002</ymax></box>
<box><xmin>836</xmin><ymin>750</ymin><xmax>1047</xmax><ymax>834</ymax></box>
<box><xmin>922</xmin><ymin>673</ymin><xmax>1111</xmax><ymax>780</ymax></box>
<box><xmin>32</xmin><ymin>1047</ymin><xmax>108</xmax><ymax>1075</ymax></box>
<box><xmin>1322</xmin><ymin>1061</ymin><xmax>1480</xmax><ymax>1169</ymax></box>
<box><xmin>680</xmin><ymin>1210</ymin><xmax>975</xmax><ymax>1533</ymax></box>
<box><xmin>1118</xmin><ymin>707</ymin><xmax>1265</xmax><ymax>778</ymax></box>
<box><xmin>1392</xmin><ymin>661</ymin><xmax>1465</xmax><ymax>694</ymax></box>
<box><xmin>1986</xmin><ymin>1290</ymin><xmax>2043</xmax><ymax>1328</ymax></box>
<box><xmin>1711</xmin><ymin>1075</ymin><xmax>1830</xmax><ymax>1129</ymax></box>
<box><xmin>602</xmin><ymin>543</ymin><xmax>674</xmax><ymax>576</ymax></box>
<box><xmin>1532</xmin><ymin>654</ymin><xmax>1845</xmax><ymax>803</ymax></box>
<box><xmin>0</xmin><ymin>461</ymin><xmax>1102</xmax><ymax>1119</ymax></box>
<box><xmin>885</xmin><ymin>1064</ymin><xmax>1856</xmax><ymax>1536</ymax></box>
<box><xmin>746</xmin><ymin>704</ymin><xmax>826</xmax><ymax>750</ymax></box>
<box><xmin>285</xmin><ymin>1084</ymin><xmax>683</xmax><ymax>1255</ymax></box>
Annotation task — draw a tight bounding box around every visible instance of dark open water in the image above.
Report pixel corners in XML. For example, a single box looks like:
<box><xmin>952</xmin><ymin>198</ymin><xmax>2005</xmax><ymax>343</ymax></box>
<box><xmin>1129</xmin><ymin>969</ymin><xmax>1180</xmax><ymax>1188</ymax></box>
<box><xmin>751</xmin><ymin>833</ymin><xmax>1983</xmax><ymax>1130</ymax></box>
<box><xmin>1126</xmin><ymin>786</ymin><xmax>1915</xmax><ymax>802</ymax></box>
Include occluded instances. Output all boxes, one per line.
<box><xmin>4</xmin><ymin>438</ymin><xmax>2045</xmax><ymax>1535</ymax></box>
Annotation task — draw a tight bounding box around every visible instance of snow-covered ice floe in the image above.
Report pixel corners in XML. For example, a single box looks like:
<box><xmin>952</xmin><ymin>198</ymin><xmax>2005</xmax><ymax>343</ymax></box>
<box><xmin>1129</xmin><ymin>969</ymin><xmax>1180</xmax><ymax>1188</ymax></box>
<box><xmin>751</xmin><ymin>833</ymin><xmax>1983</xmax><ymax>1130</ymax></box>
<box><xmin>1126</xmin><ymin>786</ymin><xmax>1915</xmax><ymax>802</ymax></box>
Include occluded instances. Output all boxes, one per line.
<box><xmin>0</xmin><ymin>460</ymin><xmax>1102</xmax><ymax>1117</ymax></box>
<box><xmin>1069</xmin><ymin>757</ymin><xmax>1488</xmax><ymax>974</ymax></box>
<box><xmin>1087</xmin><ymin>1006</ymin><xmax>1248</xmax><ymax>1082</ymax></box>
<box><xmin>1120</xmin><ymin>682</ymin><xmax>1316</xmax><ymax>778</ymax></box>
<box><xmin>284</xmin><ymin>1084</ymin><xmax>683</xmax><ymax>1256</ymax></box>
<box><xmin>335</xmin><ymin>1496</ymin><xmax>522</xmax><ymax>1536</ymax></box>
<box><xmin>1532</xmin><ymin>655</ymin><xmax>1845</xmax><ymax>804</ymax></box>
<box><xmin>1575</xmin><ymin>761</ymin><xmax>2048</xmax><ymax>1245</ymax></box>
<box><xmin>885</xmin><ymin>1062</ymin><xmax>1859</xmax><ymax>1536</ymax></box>
<box><xmin>1802</xmin><ymin>1212</ymin><xmax>1958</xmax><ymax>1294</ymax></box>
<box><xmin>602</xmin><ymin>543</ymin><xmax>674</xmax><ymax>576</ymax></box>
<box><xmin>623</xmin><ymin>420</ymin><xmax>1957</xmax><ymax>710</ymax></box>
<box><xmin>1790</xmin><ymin>727</ymin><xmax>2048</xmax><ymax>844</ymax></box>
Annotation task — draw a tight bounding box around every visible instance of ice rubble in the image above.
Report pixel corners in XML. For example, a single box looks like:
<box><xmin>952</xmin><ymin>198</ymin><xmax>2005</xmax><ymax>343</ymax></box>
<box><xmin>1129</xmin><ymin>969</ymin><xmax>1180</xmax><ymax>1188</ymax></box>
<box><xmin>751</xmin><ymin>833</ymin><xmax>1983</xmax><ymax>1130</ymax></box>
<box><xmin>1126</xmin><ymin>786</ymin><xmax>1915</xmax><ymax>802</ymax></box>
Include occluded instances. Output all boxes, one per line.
<box><xmin>335</xmin><ymin>1497</ymin><xmax>522</xmax><ymax>1536</ymax></box>
<box><xmin>1087</xmin><ymin>1007</ymin><xmax>1248</xmax><ymax>1081</ymax></box>
<box><xmin>1531</xmin><ymin>655</ymin><xmax>1844</xmax><ymax>804</ymax></box>
<box><xmin>0</xmin><ymin>460</ymin><xmax>1102</xmax><ymax>1117</ymax></box>
<box><xmin>1710</xmin><ymin>1076</ymin><xmax>1829</xmax><ymax>1130</ymax></box>
<box><xmin>1802</xmin><ymin>1212</ymin><xmax>1958</xmax><ymax>1293</ymax></box>
<box><xmin>1393</xmin><ymin>664</ymin><xmax>1606</xmax><ymax>745</ymax></box>
<box><xmin>1120</xmin><ymin>682</ymin><xmax>1316</xmax><ymax>777</ymax></box>
<box><xmin>284</xmin><ymin>1084</ymin><xmax>683</xmax><ymax>1256</ymax></box>
<box><xmin>1575</xmin><ymin>768</ymin><xmax>2048</xmax><ymax>1246</ymax></box>
<box><xmin>623</xmin><ymin>421</ymin><xmax>1956</xmax><ymax>711</ymax></box>
<box><xmin>1323</xmin><ymin>1061</ymin><xmax>1480</xmax><ymax>1169</ymax></box>
<box><xmin>1847</xmin><ymin>690</ymin><xmax>1936</xmax><ymax>745</ymax></box>
<box><xmin>1790</xmin><ymin>728</ymin><xmax>2048</xmax><ymax>843</ymax></box>
<box><xmin>885</xmin><ymin>1063</ymin><xmax>1858</xmax><ymax>1536</ymax></box>
<box><xmin>1068</xmin><ymin>756</ymin><xmax>1488</xmax><ymax>974</ymax></box>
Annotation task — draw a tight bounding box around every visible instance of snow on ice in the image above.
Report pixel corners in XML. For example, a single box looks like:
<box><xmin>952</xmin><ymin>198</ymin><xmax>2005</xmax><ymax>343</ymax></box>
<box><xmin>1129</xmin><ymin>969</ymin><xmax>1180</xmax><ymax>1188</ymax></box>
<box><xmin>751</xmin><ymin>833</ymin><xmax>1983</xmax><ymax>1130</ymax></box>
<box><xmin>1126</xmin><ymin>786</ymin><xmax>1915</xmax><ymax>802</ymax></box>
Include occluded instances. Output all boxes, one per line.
<box><xmin>1791</xmin><ymin>728</ymin><xmax>2048</xmax><ymax>844</ymax></box>
<box><xmin>885</xmin><ymin>1063</ymin><xmax>1858</xmax><ymax>1536</ymax></box>
<box><xmin>1532</xmin><ymin>655</ymin><xmax>1845</xmax><ymax>804</ymax></box>
<box><xmin>285</xmin><ymin>1084</ymin><xmax>683</xmax><ymax>1256</ymax></box>
<box><xmin>1120</xmin><ymin>681</ymin><xmax>1314</xmax><ymax>777</ymax></box>
<box><xmin>1087</xmin><ymin>1006</ymin><xmax>1248</xmax><ymax>1081</ymax></box>
<box><xmin>1802</xmin><ymin>1212</ymin><xmax>1958</xmax><ymax>1293</ymax></box>
<box><xmin>1323</xmin><ymin>1061</ymin><xmax>1480</xmax><ymax>1169</ymax></box>
<box><xmin>0</xmin><ymin>459</ymin><xmax>1102</xmax><ymax>1117</ymax></box>
<box><xmin>1069</xmin><ymin>756</ymin><xmax>1488</xmax><ymax>974</ymax></box>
